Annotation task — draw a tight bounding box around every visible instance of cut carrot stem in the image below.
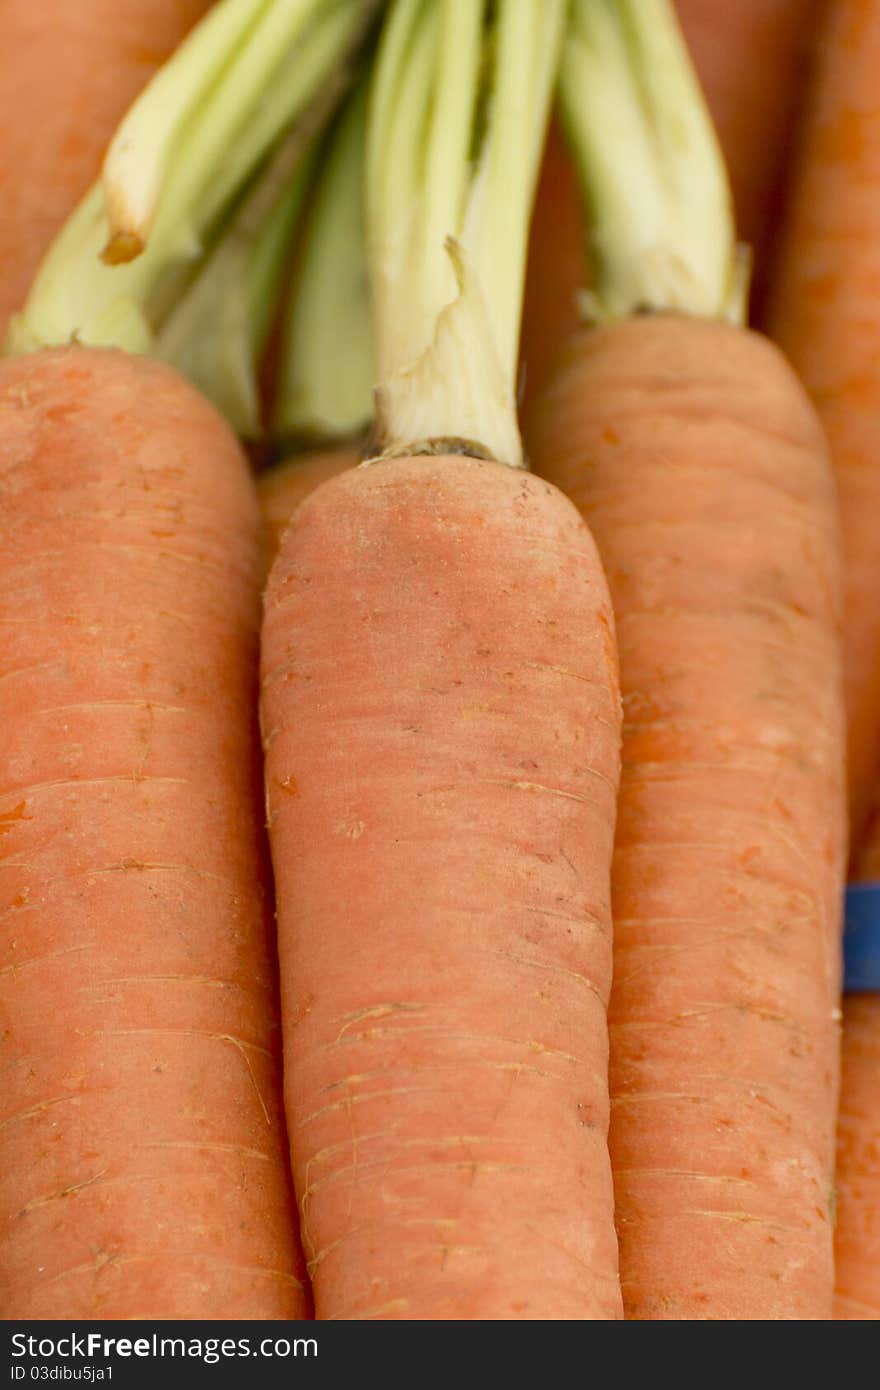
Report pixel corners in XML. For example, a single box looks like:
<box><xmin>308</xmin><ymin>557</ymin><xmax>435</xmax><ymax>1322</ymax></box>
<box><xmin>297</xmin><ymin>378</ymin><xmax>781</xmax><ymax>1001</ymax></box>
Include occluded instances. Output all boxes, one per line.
<box><xmin>519</xmin><ymin>1</ymin><xmax>817</xmax><ymax>407</ymax></box>
<box><xmin>527</xmin><ymin>0</ymin><xmax>846</xmax><ymax>1320</ymax></box>
<box><xmin>557</xmin><ymin>0</ymin><xmax>744</xmax><ymax>325</ymax></box>
<box><xmin>366</xmin><ymin>0</ymin><xmax>564</xmax><ymax>465</ymax></box>
<box><xmin>834</xmin><ymin>987</ymin><xmax>880</xmax><ymax>1319</ymax></box>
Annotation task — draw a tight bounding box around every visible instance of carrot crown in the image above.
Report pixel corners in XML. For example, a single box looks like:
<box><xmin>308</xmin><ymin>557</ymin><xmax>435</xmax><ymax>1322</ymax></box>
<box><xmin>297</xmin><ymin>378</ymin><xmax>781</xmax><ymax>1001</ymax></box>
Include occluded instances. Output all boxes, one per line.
<box><xmin>274</xmin><ymin>81</ymin><xmax>375</xmax><ymax>450</ymax></box>
<box><xmin>6</xmin><ymin>0</ymin><xmax>378</xmax><ymax>364</ymax></box>
<box><xmin>560</xmin><ymin>0</ymin><xmax>746</xmax><ymax>325</ymax></box>
<box><xmin>367</xmin><ymin>0</ymin><xmax>566</xmax><ymax>468</ymax></box>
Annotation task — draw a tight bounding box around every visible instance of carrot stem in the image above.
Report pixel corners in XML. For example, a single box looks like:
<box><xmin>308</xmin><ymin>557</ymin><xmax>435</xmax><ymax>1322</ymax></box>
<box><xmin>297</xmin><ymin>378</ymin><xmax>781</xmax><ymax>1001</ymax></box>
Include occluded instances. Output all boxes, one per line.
<box><xmin>155</xmin><ymin>126</ymin><xmax>319</xmax><ymax>439</ymax></box>
<box><xmin>6</xmin><ymin>0</ymin><xmax>378</xmax><ymax>358</ymax></box>
<box><xmin>367</xmin><ymin>0</ymin><xmax>565</xmax><ymax>466</ymax></box>
<box><xmin>274</xmin><ymin>81</ymin><xmax>375</xmax><ymax>449</ymax></box>
<box><xmin>560</xmin><ymin>0</ymin><xmax>744</xmax><ymax>324</ymax></box>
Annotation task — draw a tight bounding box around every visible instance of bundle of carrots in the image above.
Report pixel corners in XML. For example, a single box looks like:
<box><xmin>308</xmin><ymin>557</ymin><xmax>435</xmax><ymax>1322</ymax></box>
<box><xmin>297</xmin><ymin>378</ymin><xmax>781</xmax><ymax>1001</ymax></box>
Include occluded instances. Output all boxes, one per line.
<box><xmin>1</xmin><ymin>0</ymin><xmax>878</xmax><ymax>1323</ymax></box>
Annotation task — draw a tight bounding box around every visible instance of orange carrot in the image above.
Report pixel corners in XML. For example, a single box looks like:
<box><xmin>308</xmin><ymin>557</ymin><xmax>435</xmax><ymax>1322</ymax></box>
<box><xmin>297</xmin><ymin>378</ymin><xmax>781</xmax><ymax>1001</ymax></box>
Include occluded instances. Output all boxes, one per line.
<box><xmin>0</xmin><ymin>348</ymin><xmax>306</xmax><ymax>1318</ymax></box>
<box><xmin>0</xmin><ymin>0</ymin><xmax>210</xmax><ymax>334</ymax></box>
<box><xmin>834</xmin><ymin>993</ymin><xmax>880</xmax><ymax>1318</ymax></box>
<box><xmin>834</xmin><ymin>812</ymin><xmax>880</xmax><ymax>1320</ymax></box>
<box><xmin>531</xmin><ymin>319</ymin><xmax>845</xmax><ymax>1319</ymax></box>
<box><xmin>258</xmin><ymin>448</ymin><xmax>357</xmax><ymax>568</ymax></box>
<box><xmin>263</xmin><ymin>456</ymin><xmax>622</xmax><ymax>1320</ymax></box>
<box><xmin>527</xmin><ymin>0</ymin><xmax>846</xmax><ymax>1319</ymax></box>
<box><xmin>262</xmin><ymin>0</ymin><xmax>625</xmax><ymax>1320</ymax></box>
<box><xmin>768</xmin><ymin>0</ymin><xmax>880</xmax><ymax>844</ymax></box>
<box><xmin>857</xmin><ymin>802</ymin><xmax>880</xmax><ymax>883</ymax></box>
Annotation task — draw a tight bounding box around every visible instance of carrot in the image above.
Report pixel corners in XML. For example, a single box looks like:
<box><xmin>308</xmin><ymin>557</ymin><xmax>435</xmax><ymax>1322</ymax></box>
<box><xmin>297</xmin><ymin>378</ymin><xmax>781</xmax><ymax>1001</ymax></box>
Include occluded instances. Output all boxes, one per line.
<box><xmin>0</xmin><ymin>0</ymin><xmax>211</xmax><ymax>336</ymax></box>
<box><xmin>519</xmin><ymin>122</ymin><xmax>587</xmax><ymax>411</ymax></box>
<box><xmin>674</xmin><ymin>0</ymin><xmax>821</xmax><ymax>271</ymax></box>
<box><xmin>767</xmin><ymin>0</ymin><xmax>880</xmax><ymax>845</ymax></box>
<box><xmin>258</xmin><ymin>448</ymin><xmax>357</xmax><ymax>567</ymax></box>
<box><xmin>0</xmin><ymin>347</ymin><xmax>306</xmax><ymax>1318</ymax></box>
<box><xmin>526</xmin><ymin>0</ymin><xmax>846</xmax><ymax>1319</ymax></box>
<box><xmin>834</xmin><ymin>993</ymin><xmax>880</xmax><ymax>1318</ymax></box>
<box><xmin>262</xmin><ymin>0</ymin><xmax>624</xmax><ymax>1320</ymax></box>
<box><xmin>518</xmin><ymin>0</ymin><xmax>818</xmax><ymax>408</ymax></box>
<box><xmin>834</xmin><ymin>815</ymin><xmax>880</xmax><ymax>1319</ymax></box>
<box><xmin>858</xmin><ymin>803</ymin><xmax>880</xmax><ymax>883</ymax></box>
<box><xmin>0</xmin><ymin>2</ymin><xmax>378</xmax><ymax>1316</ymax></box>
<box><xmin>8</xmin><ymin>0</ymin><xmax>378</xmax><ymax>361</ymax></box>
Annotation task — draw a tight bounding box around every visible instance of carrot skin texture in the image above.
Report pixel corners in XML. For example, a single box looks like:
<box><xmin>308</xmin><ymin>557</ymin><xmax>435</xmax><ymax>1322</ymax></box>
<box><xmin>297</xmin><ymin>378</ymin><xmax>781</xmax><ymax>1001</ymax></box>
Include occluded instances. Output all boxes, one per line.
<box><xmin>262</xmin><ymin>456</ymin><xmax>623</xmax><ymax>1321</ymax></box>
<box><xmin>527</xmin><ymin>316</ymin><xmax>846</xmax><ymax>1320</ymax></box>
<box><xmin>768</xmin><ymin>0</ymin><xmax>880</xmax><ymax>841</ymax></box>
<box><xmin>0</xmin><ymin>348</ymin><xmax>306</xmax><ymax>1319</ymax></box>
<box><xmin>0</xmin><ymin>0</ymin><xmax>210</xmax><ymax>334</ymax></box>
<box><xmin>257</xmin><ymin>448</ymin><xmax>358</xmax><ymax>571</ymax></box>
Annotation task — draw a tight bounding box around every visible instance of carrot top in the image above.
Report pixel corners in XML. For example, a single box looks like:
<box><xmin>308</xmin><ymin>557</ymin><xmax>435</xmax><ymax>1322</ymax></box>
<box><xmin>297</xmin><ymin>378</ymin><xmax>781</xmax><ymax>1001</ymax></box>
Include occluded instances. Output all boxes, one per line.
<box><xmin>274</xmin><ymin>80</ymin><xmax>375</xmax><ymax>450</ymax></box>
<box><xmin>155</xmin><ymin>119</ymin><xmax>320</xmax><ymax>439</ymax></box>
<box><xmin>560</xmin><ymin>0</ymin><xmax>746</xmax><ymax>325</ymax></box>
<box><xmin>367</xmin><ymin>0</ymin><xmax>566</xmax><ymax>468</ymax></box>
<box><xmin>6</xmin><ymin>0</ymin><xmax>378</xmax><ymax>363</ymax></box>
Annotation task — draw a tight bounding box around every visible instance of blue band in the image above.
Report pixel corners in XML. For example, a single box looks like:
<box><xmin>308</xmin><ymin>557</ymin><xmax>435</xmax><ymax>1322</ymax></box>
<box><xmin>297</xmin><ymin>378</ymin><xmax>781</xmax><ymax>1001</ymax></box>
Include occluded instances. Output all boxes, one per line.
<box><xmin>844</xmin><ymin>883</ymin><xmax>880</xmax><ymax>992</ymax></box>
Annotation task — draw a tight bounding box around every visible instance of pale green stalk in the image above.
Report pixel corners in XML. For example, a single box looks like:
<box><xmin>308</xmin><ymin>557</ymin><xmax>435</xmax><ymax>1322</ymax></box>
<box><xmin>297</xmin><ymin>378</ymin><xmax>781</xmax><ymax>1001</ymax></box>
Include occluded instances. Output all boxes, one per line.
<box><xmin>188</xmin><ymin>1</ymin><xmax>373</xmax><ymax>250</ymax></box>
<box><xmin>275</xmin><ymin>83</ymin><xmax>375</xmax><ymax>446</ymax></box>
<box><xmin>462</xmin><ymin>0</ymin><xmax>568</xmax><ymax>385</ymax></box>
<box><xmin>155</xmin><ymin>129</ymin><xmax>318</xmax><ymax>438</ymax></box>
<box><xmin>6</xmin><ymin>0</ymin><xmax>379</xmax><ymax>358</ymax></box>
<box><xmin>368</xmin><ymin>0</ymin><xmax>482</xmax><ymax>386</ymax></box>
<box><xmin>560</xmin><ymin>0</ymin><xmax>745</xmax><ymax>324</ymax></box>
<box><xmin>155</xmin><ymin>41</ymin><xmax>362</xmax><ymax>438</ymax></box>
<box><xmin>367</xmin><ymin>0</ymin><xmax>567</xmax><ymax>467</ymax></box>
<box><xmin>99</xmin><ymin>0</ymin><xmax>278</xmax><ymax>261</ymax></box>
